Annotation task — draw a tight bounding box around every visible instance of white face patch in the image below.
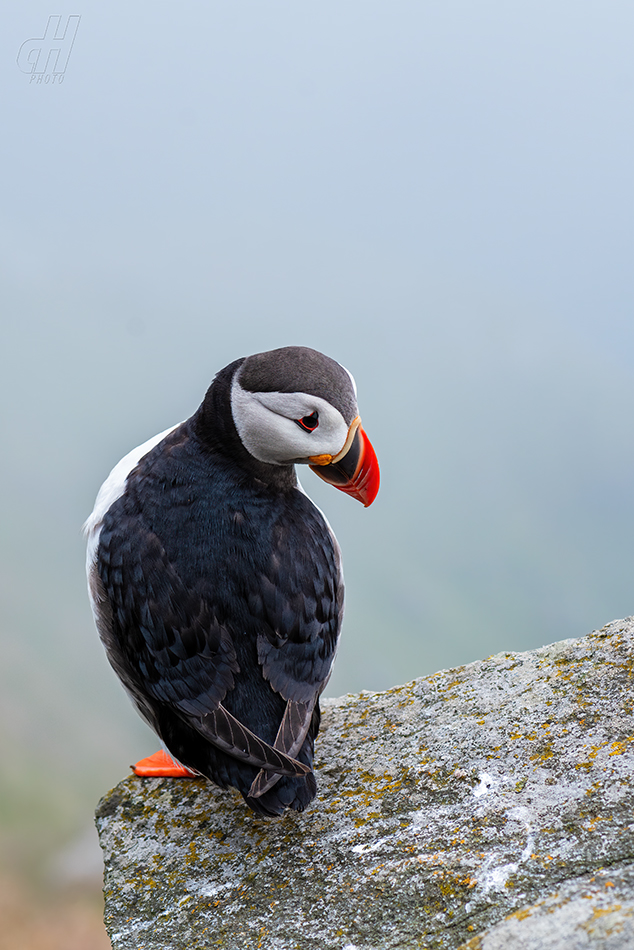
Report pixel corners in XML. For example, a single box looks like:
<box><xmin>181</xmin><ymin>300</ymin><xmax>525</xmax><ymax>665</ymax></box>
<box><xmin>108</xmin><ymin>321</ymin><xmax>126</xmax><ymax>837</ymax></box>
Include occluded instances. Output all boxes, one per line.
<box><xmin>231</xmin><ymin>378</ymin><xmax>350</xmax><ymax>465</ymax></box>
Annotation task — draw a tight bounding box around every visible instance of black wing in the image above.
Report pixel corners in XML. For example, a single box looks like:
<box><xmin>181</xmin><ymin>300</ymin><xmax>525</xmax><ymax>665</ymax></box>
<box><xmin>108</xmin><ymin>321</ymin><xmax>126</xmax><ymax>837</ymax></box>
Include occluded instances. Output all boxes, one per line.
<box><xmin>249</xmin><ymin>495</ymin><xmax>344</xmax><ymax>705</ymax></box>
<box><xmin>98</xmin><ymin>508</ymin><xmax>239</xmax><ymax>716</ymax></box>
<box><xmin>242</xmin><ymin>494</ymin><xmax>344</xmax><ymax>798</ymax></box>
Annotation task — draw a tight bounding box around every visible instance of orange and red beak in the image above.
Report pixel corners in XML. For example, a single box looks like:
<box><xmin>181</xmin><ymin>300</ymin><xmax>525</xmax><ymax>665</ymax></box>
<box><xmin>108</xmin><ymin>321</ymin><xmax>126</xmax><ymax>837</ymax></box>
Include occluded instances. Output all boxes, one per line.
<box><xmin>309</xmin><ymin>417</ymin><xmax>380</xmax><ymax>507</ymax></box>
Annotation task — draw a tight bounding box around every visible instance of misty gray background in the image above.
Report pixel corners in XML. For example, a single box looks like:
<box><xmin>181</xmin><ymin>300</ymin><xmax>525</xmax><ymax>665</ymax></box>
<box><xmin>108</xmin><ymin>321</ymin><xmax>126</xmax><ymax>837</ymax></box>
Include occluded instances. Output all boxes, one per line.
<box><xmin>1</xmin><ymin>1</ymin><xmax>633</xmax><ymax>869</ymax></box>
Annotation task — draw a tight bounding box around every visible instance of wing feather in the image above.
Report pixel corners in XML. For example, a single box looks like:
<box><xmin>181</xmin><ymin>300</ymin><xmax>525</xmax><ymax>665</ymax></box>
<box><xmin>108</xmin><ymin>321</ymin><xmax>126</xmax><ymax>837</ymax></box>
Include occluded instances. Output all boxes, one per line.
<box><xmin>248</xmin><ymin>699</ymin><xmax>314</xmax><ymax>798</ymax></box>
<box><xmin>97</xmin><ymin>505</ymin><xmax>239</xmax><ymax>719</ymax></box>
<box><xmin>251</xmin><ymin>496</ymin><xmax>344</xmax><ymax>704</ymax></box>
<box><xmin>194</xmin><ymin>705</ymin><xmax>310</xmax><ymax>777</ymax></box>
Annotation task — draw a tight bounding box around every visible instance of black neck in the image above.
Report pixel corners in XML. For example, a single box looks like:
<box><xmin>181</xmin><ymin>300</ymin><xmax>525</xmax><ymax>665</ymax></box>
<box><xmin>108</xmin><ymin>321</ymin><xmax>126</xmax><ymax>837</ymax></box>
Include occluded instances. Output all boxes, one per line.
<box><xmin>191</xmin><ymin>359</ymin><xmax>297</xmax><ymax>491</ymax></box>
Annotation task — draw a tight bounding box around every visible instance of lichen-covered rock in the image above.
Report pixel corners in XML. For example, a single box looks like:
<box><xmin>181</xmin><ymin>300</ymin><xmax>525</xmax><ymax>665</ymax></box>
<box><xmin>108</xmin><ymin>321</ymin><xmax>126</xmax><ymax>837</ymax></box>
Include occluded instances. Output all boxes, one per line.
<box><xmin>96</xmin><ymin>618</ymin><xmax>634</xmax><ymax>949</ymax></box>
<box><xmin>460</xmin><ymin>865</ymin><xmax>634</xmax><ymax>949</ymax></box>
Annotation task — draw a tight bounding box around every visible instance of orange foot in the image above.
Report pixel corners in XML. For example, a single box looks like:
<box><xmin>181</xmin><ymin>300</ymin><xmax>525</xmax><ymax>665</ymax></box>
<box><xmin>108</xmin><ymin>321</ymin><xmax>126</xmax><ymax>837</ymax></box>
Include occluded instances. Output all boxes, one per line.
<box><xmin>133</xmin><ymin>749</ymin><xmax>197</xmax><ymax>778</ymax></box>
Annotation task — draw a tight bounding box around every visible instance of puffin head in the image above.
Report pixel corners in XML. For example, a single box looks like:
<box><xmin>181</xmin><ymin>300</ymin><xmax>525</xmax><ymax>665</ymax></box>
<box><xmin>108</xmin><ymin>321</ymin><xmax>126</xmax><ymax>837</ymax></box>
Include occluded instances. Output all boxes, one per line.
<box><xmin>230</xmin><ymin>346</ymin><xmax>380</xmax><ymax>507</ymax></box>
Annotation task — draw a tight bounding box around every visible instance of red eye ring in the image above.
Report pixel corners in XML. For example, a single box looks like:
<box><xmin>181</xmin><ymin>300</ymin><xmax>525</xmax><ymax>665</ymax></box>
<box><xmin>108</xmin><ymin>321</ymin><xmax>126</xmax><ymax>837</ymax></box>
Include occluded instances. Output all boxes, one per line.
<box><xmin>296</xmin><ymin>411</ymin><xmax>319</xmax><ymax>432</ymax></box>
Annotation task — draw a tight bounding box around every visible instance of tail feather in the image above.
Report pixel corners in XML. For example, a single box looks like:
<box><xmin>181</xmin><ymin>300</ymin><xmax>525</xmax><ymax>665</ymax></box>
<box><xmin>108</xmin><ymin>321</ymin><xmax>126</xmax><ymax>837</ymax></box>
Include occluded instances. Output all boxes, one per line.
<box><xmin>194</xmin><ymin>704</ymin><xmax>310</xmax><ymax>778</ymax></box>
<box><xmin>248</xmin><ymin>699</ymin><xmax>314</xmax><ymax>799</ymax></box>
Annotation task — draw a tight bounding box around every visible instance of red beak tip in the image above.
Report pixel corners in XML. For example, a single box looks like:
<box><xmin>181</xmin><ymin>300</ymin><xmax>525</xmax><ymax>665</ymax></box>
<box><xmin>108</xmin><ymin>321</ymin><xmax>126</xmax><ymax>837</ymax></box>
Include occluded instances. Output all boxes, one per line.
<box><xmin>310</xmin><ymin>424</ymin><xmax>380</xmax><ymax>507</ymax></box>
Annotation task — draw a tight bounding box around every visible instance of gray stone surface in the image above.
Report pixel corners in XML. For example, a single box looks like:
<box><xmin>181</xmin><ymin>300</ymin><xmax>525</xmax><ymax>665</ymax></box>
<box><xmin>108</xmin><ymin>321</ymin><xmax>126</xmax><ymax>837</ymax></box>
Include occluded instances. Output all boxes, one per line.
<box><xmin>96</xmin><ymin>618</ymin><xmax>634</xmax><ymax>949</ymax></box>
<box><xmin>459</xmin><ymin>865</ymin><xmax>634</xmax><ymax>949</ymax></box>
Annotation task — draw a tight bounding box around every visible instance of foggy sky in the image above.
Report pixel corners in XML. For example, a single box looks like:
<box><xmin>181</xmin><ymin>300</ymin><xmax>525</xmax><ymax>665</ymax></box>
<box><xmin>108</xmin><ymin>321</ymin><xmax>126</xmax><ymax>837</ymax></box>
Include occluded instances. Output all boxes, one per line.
<box><xmin>1</xmin><ymin>0</ymin><xmax>633</xmax><ymax>844</ymax></box>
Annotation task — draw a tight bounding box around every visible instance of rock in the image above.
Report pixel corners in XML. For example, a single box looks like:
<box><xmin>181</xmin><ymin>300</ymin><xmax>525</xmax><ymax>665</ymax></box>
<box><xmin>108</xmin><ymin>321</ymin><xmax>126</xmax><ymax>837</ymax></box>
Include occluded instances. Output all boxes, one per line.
<box><xmin>459</xmin><ymin>865</ymin><xmax>634</xmax><ymax>949</ymax></box>
<box><xmin>96</xmin><ymin>618</ymin><xmax>634</xmax><ymax>949</ymax></box>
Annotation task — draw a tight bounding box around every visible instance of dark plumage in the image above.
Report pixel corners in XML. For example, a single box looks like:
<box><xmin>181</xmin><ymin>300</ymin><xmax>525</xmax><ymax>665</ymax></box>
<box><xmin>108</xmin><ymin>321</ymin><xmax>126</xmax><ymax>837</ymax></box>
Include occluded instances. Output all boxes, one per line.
<box><xmin>86</xmin><ymin>347</ymin><xmax>379</xmax><ymax>815</ymax></box>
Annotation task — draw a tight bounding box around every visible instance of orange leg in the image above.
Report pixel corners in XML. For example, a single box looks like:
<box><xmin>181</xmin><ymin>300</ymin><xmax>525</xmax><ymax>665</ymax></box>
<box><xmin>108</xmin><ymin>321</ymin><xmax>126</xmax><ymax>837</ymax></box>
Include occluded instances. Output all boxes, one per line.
<box><xmin>133</xmin><ymin>749</ymin><xmax>197</xmax><ymax>778</ymax></box>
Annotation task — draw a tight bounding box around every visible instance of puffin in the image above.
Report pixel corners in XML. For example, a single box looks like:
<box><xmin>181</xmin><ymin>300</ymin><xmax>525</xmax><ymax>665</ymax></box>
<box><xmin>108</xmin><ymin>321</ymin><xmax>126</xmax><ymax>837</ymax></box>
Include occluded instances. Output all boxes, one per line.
<box><xmin>85</xmin><ymin>346</ymin><xmax>379</xmax><ymax>816</ymax></box>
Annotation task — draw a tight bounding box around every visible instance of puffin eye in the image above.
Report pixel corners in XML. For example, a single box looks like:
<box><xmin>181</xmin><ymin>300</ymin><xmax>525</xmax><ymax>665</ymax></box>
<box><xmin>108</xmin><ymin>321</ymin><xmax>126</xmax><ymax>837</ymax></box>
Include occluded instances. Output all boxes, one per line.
<box><xmin>296</xmin><ymin>411</ymin><xmax>319</xmax><ymax>432</ymax></box>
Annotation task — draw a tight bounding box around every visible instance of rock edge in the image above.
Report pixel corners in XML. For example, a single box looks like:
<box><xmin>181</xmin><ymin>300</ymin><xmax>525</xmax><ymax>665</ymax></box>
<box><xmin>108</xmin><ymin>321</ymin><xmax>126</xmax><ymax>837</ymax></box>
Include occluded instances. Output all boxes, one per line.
<box><xmin>96</xmin><ymin>618</ymin><xmax>634</xmax><ymax>949</ymax></box>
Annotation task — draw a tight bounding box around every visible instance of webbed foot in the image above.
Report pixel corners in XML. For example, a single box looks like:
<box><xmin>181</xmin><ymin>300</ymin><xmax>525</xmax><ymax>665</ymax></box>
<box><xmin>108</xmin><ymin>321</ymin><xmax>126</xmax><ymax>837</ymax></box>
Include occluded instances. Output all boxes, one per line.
<box><xmin>132</xmin><ymin>749</ymin><xmax>197</xmax><ymax>777</ymax></box>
